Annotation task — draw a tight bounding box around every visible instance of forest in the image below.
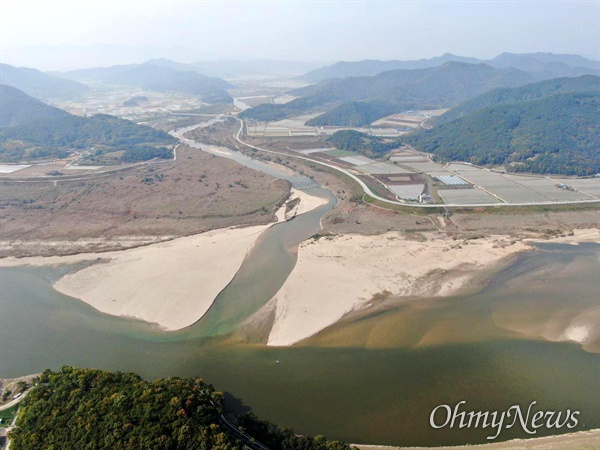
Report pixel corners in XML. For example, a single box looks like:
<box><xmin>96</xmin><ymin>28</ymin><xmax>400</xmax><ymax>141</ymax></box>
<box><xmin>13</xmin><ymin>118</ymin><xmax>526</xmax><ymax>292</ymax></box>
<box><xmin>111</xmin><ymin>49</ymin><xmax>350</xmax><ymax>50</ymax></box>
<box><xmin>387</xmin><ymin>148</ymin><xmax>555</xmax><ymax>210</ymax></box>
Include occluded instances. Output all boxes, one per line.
<box><xmin>9</xmin><ymin>367</ymin><xmax>352</xmax><ymax>450</ymax></box>
<box><xmin>327</xmin><ymin>130</ymin><xmax>400</xmax><ymax>156</ymax></box>
<box><xmin>404</xmin><ymin>92</ymin><xmax>600</xmax><ymax>176</ymax></box>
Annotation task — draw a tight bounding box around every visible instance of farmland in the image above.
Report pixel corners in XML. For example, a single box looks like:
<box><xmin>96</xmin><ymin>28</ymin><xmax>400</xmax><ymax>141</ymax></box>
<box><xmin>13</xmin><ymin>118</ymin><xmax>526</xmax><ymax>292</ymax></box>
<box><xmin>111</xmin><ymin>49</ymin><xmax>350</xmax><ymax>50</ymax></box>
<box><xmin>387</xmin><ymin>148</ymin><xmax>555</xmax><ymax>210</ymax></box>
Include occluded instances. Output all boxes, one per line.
<box><xmin>244</xmin><ymin>127</ymin><xmax>600</xmax><ymax>206</ymax></box>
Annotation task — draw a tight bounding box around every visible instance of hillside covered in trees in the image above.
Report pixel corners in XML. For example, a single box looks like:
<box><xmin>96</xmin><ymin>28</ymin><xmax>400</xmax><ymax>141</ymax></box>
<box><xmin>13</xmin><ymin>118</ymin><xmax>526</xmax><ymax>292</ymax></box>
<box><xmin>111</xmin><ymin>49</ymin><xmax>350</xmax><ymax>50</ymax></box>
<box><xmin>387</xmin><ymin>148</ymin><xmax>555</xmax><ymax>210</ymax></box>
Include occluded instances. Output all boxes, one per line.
<box><xmin>437</xmin><ymin>75</ymin><xmax>600</xmax><ymax>124</ymax></box>
<box><xmin>0</xmin><ymin>85</ymin><xmax>176</xmax><ymax>163</ymax></box>
<box><xmin>242</xmin><ymin>62</ymin><xmax>537</xmax><ymax>124</ymax></box>
<box><xmin>327</xmin><ymin>130</ymin><xmax>399</xmax><ymax>156</ymax></box>
<box><xmin>306</xmin><ymin>101</ymin><xmax>399</xmax><ymax>127</ymax></box>
<box><xmin>9</xmin><ymin>367</ymin><xmax>351</xmax><ymax>450</ymax></box>
<box><xmin>404</xmin><ymin>92</ymin><xmax>600</xmax><ymax>176</ymax></box>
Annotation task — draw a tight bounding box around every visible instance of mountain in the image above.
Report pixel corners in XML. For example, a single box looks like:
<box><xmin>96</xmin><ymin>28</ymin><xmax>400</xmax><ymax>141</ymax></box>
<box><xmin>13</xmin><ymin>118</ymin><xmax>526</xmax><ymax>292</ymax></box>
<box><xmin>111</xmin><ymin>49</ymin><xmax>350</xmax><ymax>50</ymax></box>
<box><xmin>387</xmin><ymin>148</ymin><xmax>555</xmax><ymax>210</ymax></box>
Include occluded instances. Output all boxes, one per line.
<box><xmin>190</xmin><ymin>59</ymin><xmax>322</xmax><ymax>77</ymax></box>
<box><xmin>143</xmin><ymin>58</ymin><xmax>196</xmax><ymax>72</ymax></box>
<box><xmin>299</xmin><ymin>52</ymin><xmax>599</xmax><ymax>84</ymax></box>
<box><xmin>404</xmin><ymin>92</ymin><xmax>600</xmax><ymax>176</ymax></box>
<box><xmin>0</xmin><ymin>63</ymin><xmax>89</xmax><ymax>100</ymax></box>
<box><xmin>0</xmin><ymin>85</ymin><xmax>176</xmax><ymax>162</ymax></box>
<box><xmin>486</xmin><ymin>53</ymin><xmax>599</xmax><ymax>80</ymax></box>
<box><xmin>242</xmin><ymin>62</ymin><xmax>536</xmax><ymax>123</ymax></box>
<box><xmin>0</xmin><ymin>85</ymin><xmax>70</xmax><ymax>128</ymax></box>
<box><xmin>59</xmin><ymin>62</ymin><xmax>233</xmax><ymax>103</ymax></box>
<box><xmin>438</xmin><ymin>75</ymin><xmax>600</xmax><ymax>123</ymax></box>
<box><xmin>487</xmin><ymin>52</ymin><xmax>599</xmax><ymax>72</ymax></box>
<box><xmin>299</xmin><ymin>53</ymin><xmax>482</xmax><ymax>83</ymax></box>
<box><xmin>305</xmin><ymin>101</ymin><xmax>399</xmax><ymax>127</ymax></box>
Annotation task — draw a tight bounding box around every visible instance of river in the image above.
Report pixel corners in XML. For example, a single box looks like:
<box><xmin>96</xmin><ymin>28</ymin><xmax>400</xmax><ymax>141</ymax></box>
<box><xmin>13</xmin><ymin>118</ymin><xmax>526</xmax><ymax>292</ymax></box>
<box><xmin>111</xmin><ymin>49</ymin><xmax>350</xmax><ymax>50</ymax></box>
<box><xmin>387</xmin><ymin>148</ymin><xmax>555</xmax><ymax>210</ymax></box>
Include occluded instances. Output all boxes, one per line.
<box><xmin>0</xmin><ymin>121</ymin><xmax>598</xmax><ymax>447</ymax></box>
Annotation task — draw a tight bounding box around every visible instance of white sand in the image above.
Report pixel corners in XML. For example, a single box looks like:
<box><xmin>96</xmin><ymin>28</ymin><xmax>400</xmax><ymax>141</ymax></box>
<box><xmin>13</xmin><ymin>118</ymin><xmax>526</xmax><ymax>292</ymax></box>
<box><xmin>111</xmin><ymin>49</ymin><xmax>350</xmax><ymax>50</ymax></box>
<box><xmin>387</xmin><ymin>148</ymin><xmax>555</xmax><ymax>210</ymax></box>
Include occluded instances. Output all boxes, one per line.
<box><xmin>53</xmin><ymin>225</ymin><xmax>270</xmax><ymax>330</ymax></box>
<box><xmin>355</xmin><ymin>428</ymin><xmax>600</xmax><ymax>449</ymax></box>
<box><xmin>285</xmin><ymin>188</ymin><xmax>329</xmax><ymax>220</ymax></box>
<box><xmin>265</xmin><ymin>232</ymin><xmax>566</xmax><ymax>346</ymax></box>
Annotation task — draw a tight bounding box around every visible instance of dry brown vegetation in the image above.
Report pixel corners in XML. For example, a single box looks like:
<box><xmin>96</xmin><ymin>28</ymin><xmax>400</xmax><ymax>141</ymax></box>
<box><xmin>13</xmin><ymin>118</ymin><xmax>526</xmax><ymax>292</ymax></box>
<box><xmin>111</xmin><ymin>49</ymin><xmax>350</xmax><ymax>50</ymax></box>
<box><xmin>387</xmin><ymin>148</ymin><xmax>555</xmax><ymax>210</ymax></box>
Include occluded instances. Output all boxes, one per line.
<box><xmin>0</xmin><ymin>144</ymin><xmax>289</xmax><ymax>257</ymax></box>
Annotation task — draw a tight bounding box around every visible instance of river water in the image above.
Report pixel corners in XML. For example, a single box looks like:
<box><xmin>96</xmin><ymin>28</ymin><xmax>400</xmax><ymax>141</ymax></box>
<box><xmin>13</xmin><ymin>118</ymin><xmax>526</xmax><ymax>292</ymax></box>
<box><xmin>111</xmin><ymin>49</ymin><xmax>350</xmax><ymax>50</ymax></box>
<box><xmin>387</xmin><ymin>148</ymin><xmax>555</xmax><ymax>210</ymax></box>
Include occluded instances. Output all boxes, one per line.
<box><xmin>0</xmin><ymin>123</ymin><xmax>598</xmax><ymax>447</ymax></box>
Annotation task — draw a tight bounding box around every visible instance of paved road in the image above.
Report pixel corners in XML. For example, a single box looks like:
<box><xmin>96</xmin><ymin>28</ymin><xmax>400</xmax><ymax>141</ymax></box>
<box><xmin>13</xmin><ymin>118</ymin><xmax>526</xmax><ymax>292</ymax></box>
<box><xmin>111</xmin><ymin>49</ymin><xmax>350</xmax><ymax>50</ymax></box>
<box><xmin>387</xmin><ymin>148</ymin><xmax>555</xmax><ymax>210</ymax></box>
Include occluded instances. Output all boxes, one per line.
<box><xmin>233</xmin><ymin>119</ymin><xmax>600</xmax><ymax>209</ymax></box>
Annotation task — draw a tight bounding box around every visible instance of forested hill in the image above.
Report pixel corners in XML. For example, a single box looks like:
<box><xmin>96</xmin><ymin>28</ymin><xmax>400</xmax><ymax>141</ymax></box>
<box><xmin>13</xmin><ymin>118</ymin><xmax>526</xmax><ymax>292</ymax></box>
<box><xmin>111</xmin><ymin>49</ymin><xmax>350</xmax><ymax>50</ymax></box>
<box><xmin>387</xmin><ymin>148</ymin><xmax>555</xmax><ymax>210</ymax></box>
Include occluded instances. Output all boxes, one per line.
<box><xmin>0</xmin><ymin>85</ymin><xmax>176</xmax><ymax>163</ymax></box>
<box><xmin>0</xmin><ymin>63</ymin><xmax>89</xmax><ymax>100</ymax></box>
<box><xmin>437</xmin><ymin>75</ymin><xmax>600</xmax><ymax>124</ymax></box>
<box><xmin>241</xmin><ymin>62</ymin><xmax>536</xmax><ymax>123</ymax></box>
<box><xmin>60</xmin><ymin>62</ymin><xmax>233</xmax><ymax>103</ymax></box>
<box><xmin>0</xmin><ymin>85</ymin><xmax>70</xmax><ymax>128</ymax></box>
<box><xmin>9</xmin><ymin>367</ymin><xmax>351</xmax><ymax>450</ymax></box>
<box><xmin>404</xmin><ymin>92</ymin><xmax>600</xmax><ymax>176</ymax></box>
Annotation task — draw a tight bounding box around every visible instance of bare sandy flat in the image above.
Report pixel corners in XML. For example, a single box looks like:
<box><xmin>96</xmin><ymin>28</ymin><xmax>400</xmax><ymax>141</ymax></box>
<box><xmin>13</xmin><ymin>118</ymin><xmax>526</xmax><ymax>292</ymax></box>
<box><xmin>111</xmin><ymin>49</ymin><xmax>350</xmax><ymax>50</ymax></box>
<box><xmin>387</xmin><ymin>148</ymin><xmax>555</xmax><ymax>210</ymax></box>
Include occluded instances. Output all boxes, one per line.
<box><xmin>264</xmin><ymin>229</ymin><xmax>599</xmax><ymax>346</ymax></box>
<box><xmin>356</xmin><ymin>428</ymin><xmax>600</xmax><ymax>449</ymax></box>
<box><xmin>285</xmin><ymin>188</ymin><xmax>329</xmax><ymax>220</ymax></box>
<box><xmin>53</xmin><ymin>225</ymin><xmax>272</xmax><ymax>330</ymax></box>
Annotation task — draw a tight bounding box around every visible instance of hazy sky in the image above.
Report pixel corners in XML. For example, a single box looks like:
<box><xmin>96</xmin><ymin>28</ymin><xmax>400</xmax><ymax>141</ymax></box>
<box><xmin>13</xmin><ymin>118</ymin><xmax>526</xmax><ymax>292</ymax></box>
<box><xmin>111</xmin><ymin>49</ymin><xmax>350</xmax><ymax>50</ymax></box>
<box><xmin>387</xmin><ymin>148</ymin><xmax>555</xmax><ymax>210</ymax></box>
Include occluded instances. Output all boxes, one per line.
<box><xmin>1</xmin><ymin>0</ymin><xmax>598</xmax><ymax>70</ymax></box>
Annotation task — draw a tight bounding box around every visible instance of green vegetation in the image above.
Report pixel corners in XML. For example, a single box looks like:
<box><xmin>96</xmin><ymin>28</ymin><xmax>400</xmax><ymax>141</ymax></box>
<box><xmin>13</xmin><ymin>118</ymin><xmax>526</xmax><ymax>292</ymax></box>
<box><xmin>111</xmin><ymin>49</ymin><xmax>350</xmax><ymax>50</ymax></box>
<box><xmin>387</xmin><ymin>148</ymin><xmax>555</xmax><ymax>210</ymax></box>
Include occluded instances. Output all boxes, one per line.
<box><xmin>0</xmin><ymin>86</ymin><xmax>176</xmax><ymax>163</ymax></box>
<box><xmin>0</xmin><ymin>404</ymin><xmax>19</xmax><ymax>426</ymax></box>
<box><xmin>9</xmin><ymin>367</ymin><xmax>351</xmax><ymax>450</ymax></box>
<box><xmin>122</xmin><ymin>146</ymin><xmax>173</xmax><ymax>162</ymax></box>
<box><xmin>437</xmin><ymin>75</ymin><xmax>599</xmax><ymax>124</ymax></box>
<box><xmin>328</xmin><ymin>130</ymin><xmax>399</xmax><ymax>156</ymax></box>
<box><xmin>306</xmin><ymin>101</ymin><xmax>397</xmax><ymax>127</ymax></box>
<box><xmin>243</xmin><ymin>62</ymin><xmax>536</xmax><ymax>125</ymax></box>
<box><xmin>405</xmin><ymin>92</ymin><xmax>600</xmax><ymax>176</ymax></box>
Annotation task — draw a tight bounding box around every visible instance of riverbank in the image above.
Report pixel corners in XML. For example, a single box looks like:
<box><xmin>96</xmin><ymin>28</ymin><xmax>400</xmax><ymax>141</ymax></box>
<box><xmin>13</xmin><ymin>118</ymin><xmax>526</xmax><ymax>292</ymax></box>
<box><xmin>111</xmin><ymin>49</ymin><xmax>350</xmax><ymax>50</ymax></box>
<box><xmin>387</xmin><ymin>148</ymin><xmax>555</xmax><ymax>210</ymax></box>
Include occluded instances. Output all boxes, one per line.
<box><xmin>260</xmin><ymin>228</ymin><xmax>599</xmax><ymax>346</ymax></box>
<box><xmin>356</xmin><ymin>428</ymin><xmax>600</xmax><ymax>449</ymax></box>
<box><xmin>0</xmin><ymin>189</ymin><xmax>328</xmax><ymax>331</ymax></box>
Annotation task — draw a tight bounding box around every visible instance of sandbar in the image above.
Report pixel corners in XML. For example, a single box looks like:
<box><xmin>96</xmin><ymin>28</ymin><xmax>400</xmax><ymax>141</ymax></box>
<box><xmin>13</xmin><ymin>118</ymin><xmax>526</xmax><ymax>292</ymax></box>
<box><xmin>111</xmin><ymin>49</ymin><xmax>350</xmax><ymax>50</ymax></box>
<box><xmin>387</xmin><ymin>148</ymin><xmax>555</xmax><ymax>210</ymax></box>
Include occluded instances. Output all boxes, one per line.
<box><xmin>264</xmin><ymin>229</ymin><xmax>599</xmax><ymax>346</ymax></box>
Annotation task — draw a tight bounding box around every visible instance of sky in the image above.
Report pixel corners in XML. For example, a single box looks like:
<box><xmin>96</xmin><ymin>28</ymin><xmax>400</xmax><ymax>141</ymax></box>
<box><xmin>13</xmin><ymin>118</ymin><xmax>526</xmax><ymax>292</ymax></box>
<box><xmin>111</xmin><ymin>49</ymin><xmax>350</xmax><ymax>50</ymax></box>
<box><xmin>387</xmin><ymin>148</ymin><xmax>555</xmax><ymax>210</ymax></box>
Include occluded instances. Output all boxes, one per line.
<box><xmin>1</xmin><ymin>0</ymin><xmax>599</xmax><ymax>71</ymax></box>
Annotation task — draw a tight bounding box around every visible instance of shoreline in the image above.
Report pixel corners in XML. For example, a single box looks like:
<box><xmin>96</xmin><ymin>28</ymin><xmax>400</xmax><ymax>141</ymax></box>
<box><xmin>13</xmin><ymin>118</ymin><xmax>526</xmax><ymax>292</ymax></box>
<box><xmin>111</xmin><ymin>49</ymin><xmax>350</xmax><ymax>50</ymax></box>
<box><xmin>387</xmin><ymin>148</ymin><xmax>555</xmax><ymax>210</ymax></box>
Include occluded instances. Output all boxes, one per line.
<box><xmin>259</xmin><ymin>228</ymin><xmax>599</xmax><ymax>347</ymax></box>
<box><xmin>355</xmin><ymin>428</ymin><xmax>600</xmax><ymax>449</ymax></box>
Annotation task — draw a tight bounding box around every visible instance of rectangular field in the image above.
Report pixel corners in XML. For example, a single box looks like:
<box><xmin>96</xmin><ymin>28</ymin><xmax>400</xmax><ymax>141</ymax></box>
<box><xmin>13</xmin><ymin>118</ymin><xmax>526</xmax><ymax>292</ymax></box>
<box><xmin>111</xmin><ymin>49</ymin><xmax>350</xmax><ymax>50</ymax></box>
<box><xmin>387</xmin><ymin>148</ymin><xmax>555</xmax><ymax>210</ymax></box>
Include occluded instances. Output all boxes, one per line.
<box><xmin>339</xmin><ymin>156</ymin><xmax>375</xmax><ymax>166</ymax></box>
<box><xmin>552</xmin><ymin>178</ymin><xmax>600</xmax><ymax>198</ymax></box>
<box><xmin>389</xmin><ymin>184</ymin><xmax>424</xmax><ymax>200</ymax></box>
<box><xmin>323</xmin><ymin>149</ymin><xmax>357</xmax><ymax>157</ymax></box>
<box><xmin>0</xmin><ymin>164</ymin><xmax>31</xmax><ymax>173</ymax></box>
<box><xmin>357</xmin><ymin>162</ymin><xmax>413</xmax><ymax>174</ymax></box>
<box><xmin>438</xmin><ymin>188</ymin><xmax>502</xmax><ymax>204</ymax></box>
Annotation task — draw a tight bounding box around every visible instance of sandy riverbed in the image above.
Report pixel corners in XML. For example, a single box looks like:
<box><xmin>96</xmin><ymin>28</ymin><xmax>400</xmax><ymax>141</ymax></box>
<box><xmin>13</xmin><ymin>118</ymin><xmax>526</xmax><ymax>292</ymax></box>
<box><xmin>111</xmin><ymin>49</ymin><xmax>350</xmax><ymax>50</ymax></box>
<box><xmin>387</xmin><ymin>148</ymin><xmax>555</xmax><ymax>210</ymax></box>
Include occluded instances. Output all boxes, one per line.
<box><xmin>0</xmin><ymin>190</ymin><xmax>328</xmax><ymax>331</ymax></box>
<box><xmin>356</xmin><ymin>428</ymin><xmax>600</xmax><ymax>449</ymax></box>
<box><xmin>262</xmin><ymin>229</ymin><xmax>599</xmax><ymax>346</ymax></box>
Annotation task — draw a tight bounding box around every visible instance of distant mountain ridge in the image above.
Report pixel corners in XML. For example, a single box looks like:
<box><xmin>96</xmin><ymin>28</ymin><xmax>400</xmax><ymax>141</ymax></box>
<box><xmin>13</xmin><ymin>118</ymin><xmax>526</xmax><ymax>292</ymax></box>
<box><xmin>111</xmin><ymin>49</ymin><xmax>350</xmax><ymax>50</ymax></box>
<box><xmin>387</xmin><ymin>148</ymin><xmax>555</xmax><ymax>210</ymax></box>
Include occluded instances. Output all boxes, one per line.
<box><xmin>299</xmin><ymin>53</ymin><xmax>481</xmax><ymax>82</ymax></box>
<box><xmin>0</xmin><ymin>63</ymin><xmax>89</xmax><ymax>100</ymax></box>
<box><xmin>300</xmin><ymin>52</ymin><xmax>599</xmax><ymax>83</ymax></box>
<box><xmin>241</xmin><ymin>62</ymin><xmax>537</xmax><ymax>123</ymax></box>
<box><xmin>58</xmin><ymin>62</ymin><xmax>234</xmax><ymax>103</ymax></box>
